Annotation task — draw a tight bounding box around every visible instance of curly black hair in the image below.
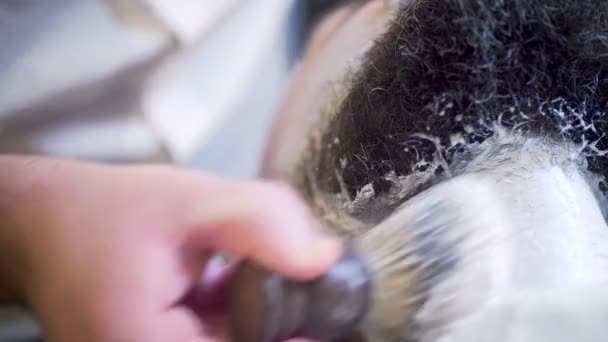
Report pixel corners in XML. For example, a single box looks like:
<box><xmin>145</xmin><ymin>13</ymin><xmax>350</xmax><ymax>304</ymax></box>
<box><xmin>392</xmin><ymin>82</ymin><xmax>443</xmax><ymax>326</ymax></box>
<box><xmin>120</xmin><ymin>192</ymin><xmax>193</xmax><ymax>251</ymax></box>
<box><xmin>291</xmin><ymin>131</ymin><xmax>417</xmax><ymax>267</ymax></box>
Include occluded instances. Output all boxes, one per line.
<box><xmin>307</xmin><ymin>0</ymin><xmax>608</xmax><ymax>214</ymax></box>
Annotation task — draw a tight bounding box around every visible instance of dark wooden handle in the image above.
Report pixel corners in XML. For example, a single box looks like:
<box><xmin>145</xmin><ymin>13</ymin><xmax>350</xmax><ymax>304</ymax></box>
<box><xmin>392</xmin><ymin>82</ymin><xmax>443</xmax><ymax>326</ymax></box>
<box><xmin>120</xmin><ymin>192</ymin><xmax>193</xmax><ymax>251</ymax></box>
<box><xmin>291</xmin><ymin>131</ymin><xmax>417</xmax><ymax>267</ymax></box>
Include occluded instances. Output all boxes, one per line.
<box><xmin>228</xmin><ymin>246</ymin><xmax>371</xmax><ymax>342</ymax></box>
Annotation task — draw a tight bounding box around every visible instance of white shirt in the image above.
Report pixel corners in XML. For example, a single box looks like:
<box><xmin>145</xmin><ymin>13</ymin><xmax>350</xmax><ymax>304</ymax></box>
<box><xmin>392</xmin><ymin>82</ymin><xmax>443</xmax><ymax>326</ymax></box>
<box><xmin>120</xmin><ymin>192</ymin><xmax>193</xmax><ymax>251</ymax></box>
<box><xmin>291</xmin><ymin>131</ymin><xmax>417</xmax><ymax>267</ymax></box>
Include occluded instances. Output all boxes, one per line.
<box><xmin>0</xmin><ymin>0</ymin><xmax>297</xmax><ymax>167</ymax></box>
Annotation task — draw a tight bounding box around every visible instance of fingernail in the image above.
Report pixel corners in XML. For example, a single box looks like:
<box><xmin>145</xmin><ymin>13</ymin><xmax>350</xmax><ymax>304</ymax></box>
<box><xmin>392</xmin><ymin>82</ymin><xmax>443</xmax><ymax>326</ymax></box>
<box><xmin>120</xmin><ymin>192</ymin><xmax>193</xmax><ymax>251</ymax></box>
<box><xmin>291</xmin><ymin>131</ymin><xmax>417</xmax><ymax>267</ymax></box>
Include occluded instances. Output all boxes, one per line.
<box><xmin>316</xmin><ymin>236</ymin><xmax>343</xmax><ymax>260</ymax></box>
<box><xmin>303</xmin><ymin>220</ymin><xmax>343</xmax><ymax>260</ymax></box>
<box><xmin>292</xmin><ymin>236</ymin><xmax>343</xmax><ymax>278</ymax></box>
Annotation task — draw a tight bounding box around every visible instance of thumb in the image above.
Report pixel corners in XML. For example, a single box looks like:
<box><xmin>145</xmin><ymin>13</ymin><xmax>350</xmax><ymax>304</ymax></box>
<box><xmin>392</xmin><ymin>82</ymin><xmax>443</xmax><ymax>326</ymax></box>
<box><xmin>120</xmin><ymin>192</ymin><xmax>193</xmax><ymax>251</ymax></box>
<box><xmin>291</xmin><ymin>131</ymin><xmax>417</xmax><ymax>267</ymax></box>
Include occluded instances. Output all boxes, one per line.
<box><xmin>183</xmin><ymin>179</ymin><xmax>343</xmax><ymax>281</ymax></box>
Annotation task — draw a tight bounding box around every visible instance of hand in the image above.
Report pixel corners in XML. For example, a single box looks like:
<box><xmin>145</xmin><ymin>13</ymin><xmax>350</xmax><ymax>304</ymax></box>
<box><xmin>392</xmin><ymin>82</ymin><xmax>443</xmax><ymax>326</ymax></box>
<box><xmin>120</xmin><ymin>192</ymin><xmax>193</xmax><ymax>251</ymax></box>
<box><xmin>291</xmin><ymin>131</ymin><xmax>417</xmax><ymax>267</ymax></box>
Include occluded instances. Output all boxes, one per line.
<box><xmin>0</xmin><ymin>156</ymin><xmax>342</xmax><ymax>342</ymax></box>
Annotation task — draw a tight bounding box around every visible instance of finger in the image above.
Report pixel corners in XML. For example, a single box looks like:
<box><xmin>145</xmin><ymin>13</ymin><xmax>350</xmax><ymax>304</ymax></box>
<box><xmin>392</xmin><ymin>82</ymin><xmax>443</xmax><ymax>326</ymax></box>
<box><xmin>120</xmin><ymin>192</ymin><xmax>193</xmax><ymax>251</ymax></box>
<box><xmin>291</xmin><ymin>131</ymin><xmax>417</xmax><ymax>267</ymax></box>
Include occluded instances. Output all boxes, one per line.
<box><xmin>184</xmin><ymin>180</ymin><xmax>343</xmax><ymax>281</ymax></box>
<box><xmin>44</xmin><ymin>160</ymin><xmax>342</xmax><ymax>280</ymax></box>
<box><xmin>129</xmin><ymin>307</ymin><xmax>221</xmax><ymax>342</ymax></box>
<box><xmin>149</xmin><ymin>308</ymin><xmax>205</xmax><ymax>342</ymax></box>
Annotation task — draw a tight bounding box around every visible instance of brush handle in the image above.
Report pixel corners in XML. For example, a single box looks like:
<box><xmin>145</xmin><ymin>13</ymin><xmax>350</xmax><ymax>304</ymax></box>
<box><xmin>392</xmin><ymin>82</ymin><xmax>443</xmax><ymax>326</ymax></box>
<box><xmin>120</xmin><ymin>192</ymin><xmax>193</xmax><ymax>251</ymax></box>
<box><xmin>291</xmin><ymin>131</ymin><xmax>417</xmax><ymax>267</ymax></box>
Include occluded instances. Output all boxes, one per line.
<box><xmin>228</xmin><ymin>246</ymin><xmax>371</xmax><ymax>342</ymax></box>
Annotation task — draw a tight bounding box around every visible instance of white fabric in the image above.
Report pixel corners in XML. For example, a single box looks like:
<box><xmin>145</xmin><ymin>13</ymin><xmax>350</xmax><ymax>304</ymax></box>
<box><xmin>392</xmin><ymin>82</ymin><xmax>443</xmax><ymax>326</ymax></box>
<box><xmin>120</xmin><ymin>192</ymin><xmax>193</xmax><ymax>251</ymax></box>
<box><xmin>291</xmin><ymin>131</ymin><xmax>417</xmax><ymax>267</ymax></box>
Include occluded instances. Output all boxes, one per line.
<box><xmin>0</xmin><ymin>0</ymin><xmax>296</xmax><ymax>164</ymax></box>
<box><xmin>141</xmin><ymin>0</ymin><xmax>295</xmax><ymax>163</ymax></box>
<box><xmin>118</xmin><ymin>0</ymin><xmax>241</xmax><ymax>46</ymax></box>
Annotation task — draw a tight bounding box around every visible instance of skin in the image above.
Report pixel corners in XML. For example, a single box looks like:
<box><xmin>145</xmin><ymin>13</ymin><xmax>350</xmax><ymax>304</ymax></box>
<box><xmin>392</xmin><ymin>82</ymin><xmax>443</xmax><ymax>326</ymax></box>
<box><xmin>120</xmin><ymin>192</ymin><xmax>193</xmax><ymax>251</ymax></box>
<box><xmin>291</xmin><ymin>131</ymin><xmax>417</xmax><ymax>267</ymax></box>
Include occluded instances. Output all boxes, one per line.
<box><xmin>0</xmin><ymin>155</ymin><xmax>342</xmax><ymax>342</ymax></box>
<box><xmin>261</xmin><ymin>0</ymin><xmax>394</xmax><ymax>180</ymax></box>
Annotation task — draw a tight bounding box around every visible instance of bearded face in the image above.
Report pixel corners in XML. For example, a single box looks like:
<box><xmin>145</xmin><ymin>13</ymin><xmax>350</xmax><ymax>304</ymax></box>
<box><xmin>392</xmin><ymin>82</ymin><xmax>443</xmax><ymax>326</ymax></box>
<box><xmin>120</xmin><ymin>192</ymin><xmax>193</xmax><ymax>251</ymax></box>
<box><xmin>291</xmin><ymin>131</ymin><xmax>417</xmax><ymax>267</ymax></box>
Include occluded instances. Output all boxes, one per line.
<box><xmin>262</xmin><ymin>1</ymin><xmax>608</xmax><ymax>341</ymax></box>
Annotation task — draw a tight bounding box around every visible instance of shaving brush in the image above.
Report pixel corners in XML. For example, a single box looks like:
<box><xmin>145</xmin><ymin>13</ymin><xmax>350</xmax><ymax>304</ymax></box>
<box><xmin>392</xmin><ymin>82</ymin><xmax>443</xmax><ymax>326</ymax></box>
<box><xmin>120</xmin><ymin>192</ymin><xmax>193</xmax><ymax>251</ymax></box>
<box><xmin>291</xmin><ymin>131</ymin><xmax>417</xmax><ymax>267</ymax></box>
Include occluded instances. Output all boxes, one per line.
<box><xmin>227</xmin><ymin>174</ymin><xmax>516</xmax><ymax>341</ymax></box>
